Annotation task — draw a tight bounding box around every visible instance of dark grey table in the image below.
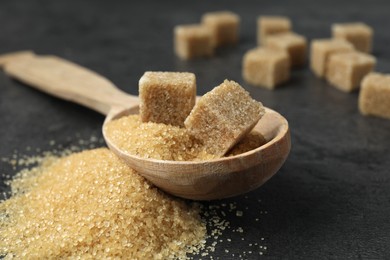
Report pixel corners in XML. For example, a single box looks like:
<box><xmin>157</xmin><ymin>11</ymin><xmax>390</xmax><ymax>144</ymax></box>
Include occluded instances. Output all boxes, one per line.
<box><xmin>1</xmin><ymin>0</ymin><xmax>390</xmax><ymax>258</ymax></box>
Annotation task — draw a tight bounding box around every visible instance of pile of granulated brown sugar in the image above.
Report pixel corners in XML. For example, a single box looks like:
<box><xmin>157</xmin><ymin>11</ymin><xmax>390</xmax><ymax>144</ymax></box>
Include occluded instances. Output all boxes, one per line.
<box><xmin>104</xmin><ymin>115</ymin><xmax>266</xmax><ymax>161</ymax></box>
<box><xmin>0</xmin><ymin>148</ymin><xmax>207</xmax><ymax>259</ymax></box>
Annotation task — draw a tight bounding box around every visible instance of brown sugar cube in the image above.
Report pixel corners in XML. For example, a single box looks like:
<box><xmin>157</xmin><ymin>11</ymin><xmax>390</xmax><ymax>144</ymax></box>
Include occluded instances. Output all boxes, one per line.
<box><xmin>359</xmin><ymin>72</ymin><xmax>390</xmax><ymax>119</ymax></box>
<box><xmin>325</xmin><ymin>51</ymin><xmax>376</xmax><ymax>92</ymax></box>
<box><xmin>310</xmin><ymin>39</ymin><xmax>354</xmax><ymax>78</ymax></box>
<box><xmin>242</xmin><ymin>47</ymin><xmax>290</xmax><ymax>89</ymax></box>
<box><xmin>201</xmin><ymin>11</ymin><xmax>240</xmax><ymax>47</ymax></box>
<box><xmin>184</xmin><ymin>80</ymin><xmax>265</xmax><ymax>157</ymax></box>
<box><xmin>265</xmin><ymin>32</ymin><xmax>307</xmax><ymax>67</ymax></box>
<box><xmin>332</xmin><ymin>22</ymin><xmax>373</xmax><ymax>53</ymax></box>
<box><xmin>139</xmin><ymin>71</ymin><xmax>196</xmax><ymax>127</ymax></box>
<box><xmin>174</xmin><ymin>24</ymin><xmax>213</xmax><ymax>60</ymax></box>
<box><xmin>257</xmin><ymin>16</ymin><xmax>291</xmax><ymax>45</ymax></box>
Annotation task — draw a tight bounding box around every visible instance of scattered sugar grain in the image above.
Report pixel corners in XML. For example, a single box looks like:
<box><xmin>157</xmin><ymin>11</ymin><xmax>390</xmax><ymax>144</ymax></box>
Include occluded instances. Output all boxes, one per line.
<box><xmin>200</xmin><ymin>197</ymin><xmax>268</xmax><ymax>259</ymax></box>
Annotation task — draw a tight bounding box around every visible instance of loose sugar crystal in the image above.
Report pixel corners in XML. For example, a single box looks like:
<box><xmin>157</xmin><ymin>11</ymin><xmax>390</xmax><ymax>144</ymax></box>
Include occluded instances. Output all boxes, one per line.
<box><xmin>265</xmin><ymin>32</ymin><xmax>307</xmax><ymax>67</ymax></box>
<box><xmin>257</xmin><ymin>16</ymin><xmax>291</xmax><ymax>45</ymax></box>
<box><xmin>0</xmin><ymin>148</ymin><xmax>207</xmax><ymax>259</ymax></box>
<box><xmin>359</xmin><ymin>72</ymin><xmax>390</xmax><ymax>119</ymax></box>
<box><xmin>332</xmin><ymin>22</ymin><xmax>373</xmax><ymax>53</ymax></box>
<box><xmin>325</xmin><ymin>51</ymin><xmax>376</xmax><ymax>92</ymax></box>
<box><xmin>201</xmin><ymin>11</ymin><xmax>240</xmax><ymax>47</ymax></box>
<box><xmin>242</xmin><ymin>47</ymin><xmax>290</xmax><ymax>89</ymax></box>
<box><xmin>174</xmin><ymin>24</ymin><xmax>214</xmax><ymax>60</ymax></box>
<box><xmin>139</xmin><ymin>71</ymin><xmax>196</xmax><ymax>127</ymax></box>
<box><xmin>184</xmin><ymin>80</ymin><xmax>265</xmax><ymax>157</ymax></box>
<box><xmin>310</xmin><ymin>39</ymin><xmax>354</xmax><ymax>78</ymax></box>
<box><xmin>105</xmin><ymin>115</ymin><xmax>267</xmax><ymax>161</ymax></box>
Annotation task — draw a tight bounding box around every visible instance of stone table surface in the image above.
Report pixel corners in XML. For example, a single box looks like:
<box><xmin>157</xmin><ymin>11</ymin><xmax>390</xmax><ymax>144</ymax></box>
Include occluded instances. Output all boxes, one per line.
<box><xmin>1</xmin><ymin>0</ymin><xmax>390</xmax><ymax>258</ymax></box>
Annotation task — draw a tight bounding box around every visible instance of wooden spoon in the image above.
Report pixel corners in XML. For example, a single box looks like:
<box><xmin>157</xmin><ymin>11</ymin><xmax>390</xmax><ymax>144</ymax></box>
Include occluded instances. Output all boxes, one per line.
<box><xmin>3</xmin><ymin>55</ymin><xmax>290</xmax><ymax>200</ymax></box>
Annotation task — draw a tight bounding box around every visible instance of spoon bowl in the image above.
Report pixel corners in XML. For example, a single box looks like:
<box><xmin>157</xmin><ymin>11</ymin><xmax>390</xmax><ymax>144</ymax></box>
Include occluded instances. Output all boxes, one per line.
<box><xmin>103</xmin><ymin>106</ymin><xmax>290</xmax><ymax>200</ymax></box>
<box><xmin>3</xmin><ymin>54</ymin><xmax>290</xmax><ymax>200</ymax></box>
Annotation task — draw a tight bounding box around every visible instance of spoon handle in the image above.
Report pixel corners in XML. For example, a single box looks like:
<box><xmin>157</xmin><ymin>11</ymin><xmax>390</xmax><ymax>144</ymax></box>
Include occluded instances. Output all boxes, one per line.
<box><xmin>4</xmin><ymin>55</ymin><xmax>138</xmax><ymax>115</ymax></box>
<box><xmin>0</xmin><ymin>50</ymin><xmax>35</xmax><ymax>67</ymax></box>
